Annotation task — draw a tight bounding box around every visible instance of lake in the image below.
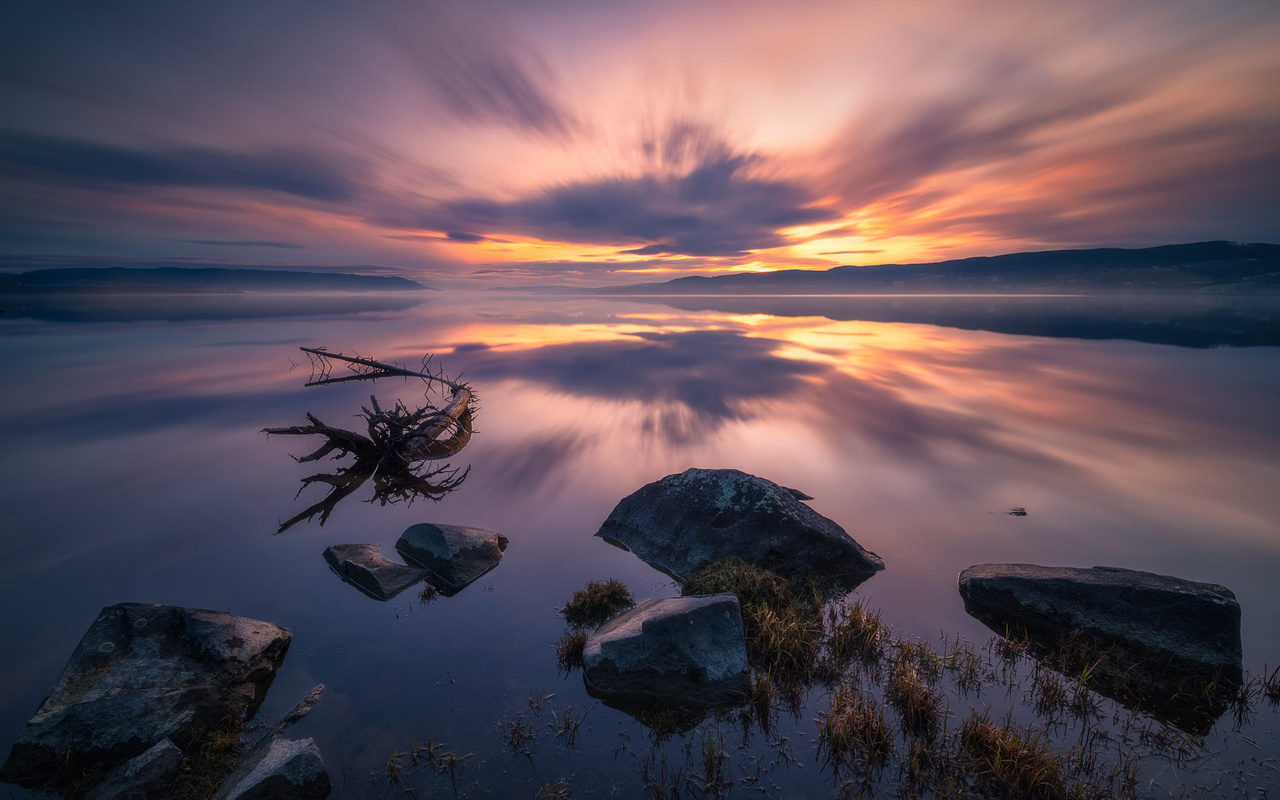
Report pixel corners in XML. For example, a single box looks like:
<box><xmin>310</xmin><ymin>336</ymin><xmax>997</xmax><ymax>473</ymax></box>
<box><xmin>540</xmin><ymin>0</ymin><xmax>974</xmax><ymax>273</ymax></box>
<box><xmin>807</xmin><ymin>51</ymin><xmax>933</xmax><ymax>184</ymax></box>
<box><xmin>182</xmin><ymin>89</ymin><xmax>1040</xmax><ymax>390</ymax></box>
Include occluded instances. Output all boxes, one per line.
<box><xmin>1</xmin><ymin>292</ymin><xmax>1278</xmax><ymax>798</ymax></box>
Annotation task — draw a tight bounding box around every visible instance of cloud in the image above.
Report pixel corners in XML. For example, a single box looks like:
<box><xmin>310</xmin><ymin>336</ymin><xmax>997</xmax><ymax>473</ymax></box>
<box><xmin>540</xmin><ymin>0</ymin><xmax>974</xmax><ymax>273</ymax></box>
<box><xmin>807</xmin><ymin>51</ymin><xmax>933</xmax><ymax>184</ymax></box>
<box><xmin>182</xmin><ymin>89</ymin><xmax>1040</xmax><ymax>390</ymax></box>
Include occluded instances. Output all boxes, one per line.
<box><xmin>816</xmin><ymin>40</ymin><xmax>1280</xmax><ymax>246</ymax></box>
<box><xmin>384</xmin><ymin>4</ymin><xmax>577</xmax><ymax>138</ymax></box>
<box><xmin>0</xmin><ymin>133</ymin><xmax>361</xmax><ymax>202</ymax></box>
<box><xmin>437</xmin><ymin>128</ymin><xmax>838</xmax><ymax>257</ymax></box>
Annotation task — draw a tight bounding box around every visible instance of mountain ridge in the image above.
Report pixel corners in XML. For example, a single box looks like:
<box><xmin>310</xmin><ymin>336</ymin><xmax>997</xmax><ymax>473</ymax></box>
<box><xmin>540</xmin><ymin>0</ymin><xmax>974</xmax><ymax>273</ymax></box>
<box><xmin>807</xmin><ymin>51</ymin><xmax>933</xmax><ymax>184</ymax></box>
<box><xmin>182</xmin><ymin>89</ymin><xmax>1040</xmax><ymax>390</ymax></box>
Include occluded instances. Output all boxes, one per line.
<box><xmin>595</xmin><ymin>241</ymin><xmax>1280</xmax><ymax>295</ymax></box>
<box><xmin>0</xmin><ymin>266</ymin><xmax>430</xmax><ymax>294</ymax></box>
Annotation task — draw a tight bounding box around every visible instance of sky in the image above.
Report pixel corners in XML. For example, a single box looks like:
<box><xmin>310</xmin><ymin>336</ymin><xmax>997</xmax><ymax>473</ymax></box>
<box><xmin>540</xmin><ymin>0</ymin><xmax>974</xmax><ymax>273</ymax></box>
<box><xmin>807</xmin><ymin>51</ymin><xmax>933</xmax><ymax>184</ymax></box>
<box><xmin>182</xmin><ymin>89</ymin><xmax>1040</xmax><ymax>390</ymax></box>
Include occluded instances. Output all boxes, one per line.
<box><xmin>2</xmin><ymin>0</ymin><xmax>1279</xmax><ymax>287</ymax></box>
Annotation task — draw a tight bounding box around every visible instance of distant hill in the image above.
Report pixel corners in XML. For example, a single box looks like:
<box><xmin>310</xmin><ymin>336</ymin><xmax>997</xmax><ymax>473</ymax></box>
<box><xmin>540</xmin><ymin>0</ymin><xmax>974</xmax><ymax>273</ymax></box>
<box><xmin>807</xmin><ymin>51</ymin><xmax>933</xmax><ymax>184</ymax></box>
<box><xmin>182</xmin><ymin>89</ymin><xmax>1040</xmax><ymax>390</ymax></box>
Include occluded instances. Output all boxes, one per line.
<box><xmin>0</xmin><ymin>266</ymin><xmax>429</xmax><ymax>294</ymax></box>
<box><xmin>596</xmin><ymin>241</ymin><xmax>1280</xmax><ymax>295</ymax></box>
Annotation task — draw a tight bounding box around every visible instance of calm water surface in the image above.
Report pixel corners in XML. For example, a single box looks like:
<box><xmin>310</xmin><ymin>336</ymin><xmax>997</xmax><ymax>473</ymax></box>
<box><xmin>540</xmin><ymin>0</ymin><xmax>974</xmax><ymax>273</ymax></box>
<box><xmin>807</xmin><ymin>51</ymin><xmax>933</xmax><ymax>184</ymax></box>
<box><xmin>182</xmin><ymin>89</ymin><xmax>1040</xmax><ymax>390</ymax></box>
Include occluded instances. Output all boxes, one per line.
<box><xmin>1</xmin><ymin>293</ymin><xmax>1278</xmax><ymax>797</ymax></box>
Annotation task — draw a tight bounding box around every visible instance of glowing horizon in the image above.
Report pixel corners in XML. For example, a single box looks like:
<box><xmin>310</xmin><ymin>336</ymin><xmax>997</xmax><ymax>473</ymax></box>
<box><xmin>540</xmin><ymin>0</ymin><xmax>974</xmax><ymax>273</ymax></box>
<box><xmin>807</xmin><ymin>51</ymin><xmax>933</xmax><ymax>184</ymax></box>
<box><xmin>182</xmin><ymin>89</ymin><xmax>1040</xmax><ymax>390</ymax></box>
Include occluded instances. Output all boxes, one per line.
<box><xmin>2</xmin><ymin>0</ymin><xmax>1278</xmax><ymax>286</ymax></box>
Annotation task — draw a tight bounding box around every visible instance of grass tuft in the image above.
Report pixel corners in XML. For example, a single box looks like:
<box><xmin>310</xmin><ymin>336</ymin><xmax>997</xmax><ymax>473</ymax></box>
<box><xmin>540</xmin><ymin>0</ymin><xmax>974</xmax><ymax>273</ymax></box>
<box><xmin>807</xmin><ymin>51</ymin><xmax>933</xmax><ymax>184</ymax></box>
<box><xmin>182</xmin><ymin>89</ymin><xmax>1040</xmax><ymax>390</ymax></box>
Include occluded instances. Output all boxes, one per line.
<box><xmin>555</xmin><ymin>629</ymin><xmax>587</xmax><ymax>673</ymax></box>
<box><xmin>171</xmin><ymin>718</ymin><xmax>250</xmax><ymax>800</ymax></box>
<box><xmin>561</xmin><ymin>579</ymin><xmax>635</xmax><ymax>628</ymax></box>
<box><xmin>959</xmin><ymin>711</ymin><xmax>1080</xmax><ymax>800</ymax></box>
<box><xmin>885</xmin><ymin>658</ymin><xmax>943</xmax><ymax>737</ymax></box>
<box><xmin>825</xmin><ymin>599</ymin><xmax>887</xmax><ymax>670</ymax></box>
<box><xmin>817</xmin><ymin>684</ymin><xmax>893</xmax><ymax>783</ymax></box>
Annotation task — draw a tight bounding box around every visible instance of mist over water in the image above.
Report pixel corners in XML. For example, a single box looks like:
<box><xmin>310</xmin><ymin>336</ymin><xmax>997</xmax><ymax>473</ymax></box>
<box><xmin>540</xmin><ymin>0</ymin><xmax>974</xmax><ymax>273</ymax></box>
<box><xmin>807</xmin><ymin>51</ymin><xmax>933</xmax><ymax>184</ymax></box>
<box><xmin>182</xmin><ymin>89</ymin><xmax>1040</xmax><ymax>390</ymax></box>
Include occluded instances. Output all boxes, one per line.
<box><xmin>1</xmin><ymin>293</ymin><xmax>1277</xmax><ymax>797</ymax></box>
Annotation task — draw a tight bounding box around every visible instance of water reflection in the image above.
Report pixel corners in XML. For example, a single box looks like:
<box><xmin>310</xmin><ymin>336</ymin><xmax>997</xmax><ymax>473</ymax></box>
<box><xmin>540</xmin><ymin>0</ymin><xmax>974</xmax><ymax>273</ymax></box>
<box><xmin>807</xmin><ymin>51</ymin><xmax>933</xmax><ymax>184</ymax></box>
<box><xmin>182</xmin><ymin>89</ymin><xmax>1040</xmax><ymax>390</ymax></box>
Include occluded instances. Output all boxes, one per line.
<box><xmin>963</xmin><ymin>603</ymin><xmax>1235</xmax><ymax>735</ymax></box>
<box><xmin>631</xmin><ymin>294</ymin><xmax>1280</xmax><ymax>348</ymax></box>
<box><xmin>2</xmin><ymin>294</ymin><xmax>1279</xmax><ymax>800</ymax></box>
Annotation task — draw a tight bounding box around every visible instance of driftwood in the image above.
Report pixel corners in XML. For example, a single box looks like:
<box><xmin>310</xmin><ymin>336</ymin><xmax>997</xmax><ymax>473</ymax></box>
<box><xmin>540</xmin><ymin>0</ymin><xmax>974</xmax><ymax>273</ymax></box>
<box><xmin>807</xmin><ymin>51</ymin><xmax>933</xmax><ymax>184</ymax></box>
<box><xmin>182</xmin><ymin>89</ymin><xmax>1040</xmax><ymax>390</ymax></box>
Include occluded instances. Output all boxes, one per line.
<box><xmin>263</xmin><ymin>348</ymin><xmax>475</xmax><ymax>533</ymax></box>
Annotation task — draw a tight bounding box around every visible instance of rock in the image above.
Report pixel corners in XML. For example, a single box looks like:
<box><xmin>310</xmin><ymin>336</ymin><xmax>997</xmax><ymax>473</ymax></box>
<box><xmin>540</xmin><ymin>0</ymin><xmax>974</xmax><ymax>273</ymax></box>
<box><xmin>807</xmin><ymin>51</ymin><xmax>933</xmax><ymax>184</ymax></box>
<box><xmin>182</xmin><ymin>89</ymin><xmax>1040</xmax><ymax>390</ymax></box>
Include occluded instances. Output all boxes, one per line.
<box><xmin>213</xmin><ymin>738</ymin><xmax>330</xmax><ymax>800</ymax></box>
<box><xmin>596</xmin><ymin>468</ymin><xmax>884</xmax><ymax>581</ymax></box>
<box><xmin>583</xmin><ymin>594</ymin><xmax>749</xmax><ymax>707</ymax></box>
<box><xmin>958</xmin><ymin>564</ymin><xmax>1242</xmax><ymax>680</ymax></box>
<box><xmin>323</xmin><ymin>543</ymin><xmax>428</xmax><ymax>600</ymax></box>
<box><xmin>396</xmin><ymin>523</ymin><xmax>509</xmax><ymax>593</ymax></box>
<box><xmin>84</xmin><ymin>738</ymin><xmax>184</xmax><ymax>800</ymax></box>
<box><xmin>0</xmin><ymin>604</ymin><xmax>291</xmax><ymax>792</ymax></box>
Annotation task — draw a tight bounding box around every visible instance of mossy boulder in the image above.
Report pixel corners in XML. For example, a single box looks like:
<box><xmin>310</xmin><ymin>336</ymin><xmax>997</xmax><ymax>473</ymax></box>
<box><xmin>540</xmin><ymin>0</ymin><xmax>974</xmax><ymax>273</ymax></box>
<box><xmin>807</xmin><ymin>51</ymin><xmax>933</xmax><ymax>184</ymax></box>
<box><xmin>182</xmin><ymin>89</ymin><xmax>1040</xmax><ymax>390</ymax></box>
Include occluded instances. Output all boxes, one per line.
<box><xmin>596</xmin><ymin>468</ymin><xmax>884</xmax><ymax>581</ymax></box>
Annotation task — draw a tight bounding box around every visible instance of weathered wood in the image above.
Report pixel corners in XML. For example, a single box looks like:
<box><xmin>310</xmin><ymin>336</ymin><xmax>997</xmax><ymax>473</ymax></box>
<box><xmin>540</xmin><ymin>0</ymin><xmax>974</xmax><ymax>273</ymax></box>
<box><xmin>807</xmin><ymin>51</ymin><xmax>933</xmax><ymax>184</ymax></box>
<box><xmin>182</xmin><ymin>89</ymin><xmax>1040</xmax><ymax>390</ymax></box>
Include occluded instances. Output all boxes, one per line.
<box><xmin>265</xmin><ymin>347</ymin><xmax>476</xmax><ymax>532</ymax></box>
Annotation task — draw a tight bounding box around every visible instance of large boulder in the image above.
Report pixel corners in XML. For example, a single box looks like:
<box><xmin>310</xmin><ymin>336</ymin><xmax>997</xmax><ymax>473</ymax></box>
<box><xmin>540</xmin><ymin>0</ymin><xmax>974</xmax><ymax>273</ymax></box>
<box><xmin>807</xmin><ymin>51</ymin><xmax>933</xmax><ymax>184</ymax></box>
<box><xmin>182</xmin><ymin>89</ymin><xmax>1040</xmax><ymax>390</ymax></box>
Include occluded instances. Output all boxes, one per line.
<box><xmin>0</xmin><ymin>604</ymin><xmax>291</xmax><ymax>792</ymax></box>
<box><xmin>958</xmin><ymin>564</ymin><xmax>1242</xmax><ymax>680</ymax></box>
<box><xmin>396</xmin><ymin>523</ymin><xmax>509</xmax><ymax>594</ymax></box>
<box><xmin>583</xmin><ymin>594</ymin><xmax>749</xmax><ymax>707</ymax></box>
<box><xmin>323</xmin><ymin>543</ymin><xmax>427</xmax><ymax>601</ymax></box>
<box><xmin>596</xmin><ymin>468</ymin><xmax>884</xmax><ymax>581</ymax></box>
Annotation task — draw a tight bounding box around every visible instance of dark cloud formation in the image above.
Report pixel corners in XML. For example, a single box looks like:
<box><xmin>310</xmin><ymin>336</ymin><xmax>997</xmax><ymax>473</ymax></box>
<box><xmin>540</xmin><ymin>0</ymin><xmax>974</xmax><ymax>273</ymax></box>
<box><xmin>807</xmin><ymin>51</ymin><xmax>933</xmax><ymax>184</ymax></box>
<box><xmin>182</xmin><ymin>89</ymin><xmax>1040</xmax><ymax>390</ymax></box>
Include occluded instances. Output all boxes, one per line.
<box><xmin>381</xmin><ymin>1</ymin><xmax>577</xmax><ymax>137</ymax></box>
<box><xmin>443</xmin><ymin>135</ymin><xmax>838</xmax><ymax>257</ymax></box>
<box><xmin>0</xmin><ymin>133</ymin><xmax>360</xmax><ymax>202</ymax></box>
<box><xmin>422</xmin><ymin>50</ymin><xmax>576</xmax><ymax>137</ymax></box>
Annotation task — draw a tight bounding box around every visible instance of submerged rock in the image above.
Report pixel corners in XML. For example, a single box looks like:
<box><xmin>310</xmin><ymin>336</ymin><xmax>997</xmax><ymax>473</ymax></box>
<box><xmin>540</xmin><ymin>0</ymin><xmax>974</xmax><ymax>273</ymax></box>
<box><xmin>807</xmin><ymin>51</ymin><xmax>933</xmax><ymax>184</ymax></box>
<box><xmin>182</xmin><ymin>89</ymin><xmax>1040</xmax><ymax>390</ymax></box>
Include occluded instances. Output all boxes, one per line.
<box><xmin>583</xmin><ymin>594</ymin><xmax>749</xmax><ymax>707</ymax></box>
<box><xmin>213</xmin><ymin>738</ymin><xmax>330</xmax><ymax>800</ymax></box>
<box><xmin>0</xmin><ymin>604</ymin><xmax>291</xmax><ymax>793</ymax></box>
<box><xmin>959</xmin><ymin>563</ymin><xmax>1243</xmax><ymax>733</ymax></box>
<box><xmin>596</xmin><ymin>468</ymin><xmax>884</xmax><ymax>581</ymax></box>
<box><xmin>396</xmin><ymin>523</ymin><xmax>509</xmax><ymax>594</ymax></box>
<box><xmin>323</xmin><ymin>543</ymin><xmax>428</xmax><ymax>601</ymax></box>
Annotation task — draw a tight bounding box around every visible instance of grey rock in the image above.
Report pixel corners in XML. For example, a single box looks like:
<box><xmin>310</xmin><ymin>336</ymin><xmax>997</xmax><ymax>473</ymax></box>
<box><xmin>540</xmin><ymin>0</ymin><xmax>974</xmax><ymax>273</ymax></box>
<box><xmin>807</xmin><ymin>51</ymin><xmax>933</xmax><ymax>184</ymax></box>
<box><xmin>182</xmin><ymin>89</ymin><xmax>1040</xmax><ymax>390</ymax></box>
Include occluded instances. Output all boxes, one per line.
<box><xmin>583</xmin><ymin>594</ymin><xmax>749</xmax><ymax>706</ymax></box>
<box><xmin>214</xmin><ymin>738</ymin><xmax>330</xmax><ymax>800</ymax></box>
<box><xmin>323</xmin><ymin>543</ymin><xmax>427</xmax><ymax>600</ymax></box>
<box><xmin>596</xmin><ymin>468</ymin><xmax>884</xmax><ymax>581</ymax></box>
<box><xmin>0</xmin><ymin>604</ymin><xmax>291</xmax><ymax>791</ymax></box>
<box><xmin>958</xmin><ymin>564</ymin><xmax>1242</xmax><ymax>681</ymax></box>
<box><xmin>396</xmin><ymin>523</ymin><xmax>509</xmax><ymax>593</ymax></box>
<box><xmin>85</xmin><ymin>738</ymin><xmax>184</xmax><ymax>800</ymax></box>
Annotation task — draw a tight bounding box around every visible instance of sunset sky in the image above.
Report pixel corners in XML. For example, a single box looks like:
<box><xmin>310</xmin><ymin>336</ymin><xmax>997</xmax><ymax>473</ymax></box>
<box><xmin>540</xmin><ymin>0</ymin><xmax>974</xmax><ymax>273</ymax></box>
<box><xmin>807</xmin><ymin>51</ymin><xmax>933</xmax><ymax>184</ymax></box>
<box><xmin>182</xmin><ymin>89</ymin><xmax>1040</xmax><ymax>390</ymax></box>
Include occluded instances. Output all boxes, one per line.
<box><xmin>2</xmin><ymin>0</ymin><xmax>1279</xmax><ymax>287</ymax></box>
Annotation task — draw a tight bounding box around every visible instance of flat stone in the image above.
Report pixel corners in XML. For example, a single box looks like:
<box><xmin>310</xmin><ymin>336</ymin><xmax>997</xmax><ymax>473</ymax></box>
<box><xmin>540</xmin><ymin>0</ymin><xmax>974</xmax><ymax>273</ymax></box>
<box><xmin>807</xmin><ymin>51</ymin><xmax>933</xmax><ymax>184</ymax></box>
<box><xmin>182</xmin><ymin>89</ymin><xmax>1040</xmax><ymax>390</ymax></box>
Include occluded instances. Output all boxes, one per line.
<box><xmin>85</xmin><ymin>738</ymin><xmax>184</xmax><ymax>800</ymax></box>
<box><xmin>959</xmin><ymin>563</ymin><xmax>1244</xmax><ymax>734</ymax></box>
<box><xmin>395</xmin><ymin>523</ymin><xmax>509</xmax><ymax>593</ymax></box>
<box><xmin>213</xmin><ymin>738</ymin><xmax>330</xmax><ymax>800</ymax></box>
<box><xmin>0</xmin><ymin>604</ymin><xmax>291</xmax><ymax>793</ymax></box>
<box><xmin>958</xmin><ymin>564</ymin><xmax>1242</xmax><ymax>680</ymax></box>
<box><xmin>596</xmin><ymin>468</ymin><xmax>884</xmax><ymax>581</ymax></box>
<box><xmin>323</xmin><ymin>543</ymin><xmax>427</xmax><ymax>600</ymax></box>
<box><xmin>583</xmin><ymin>594</ymin><xmax>749</xmax><ymax>707</ymax></box>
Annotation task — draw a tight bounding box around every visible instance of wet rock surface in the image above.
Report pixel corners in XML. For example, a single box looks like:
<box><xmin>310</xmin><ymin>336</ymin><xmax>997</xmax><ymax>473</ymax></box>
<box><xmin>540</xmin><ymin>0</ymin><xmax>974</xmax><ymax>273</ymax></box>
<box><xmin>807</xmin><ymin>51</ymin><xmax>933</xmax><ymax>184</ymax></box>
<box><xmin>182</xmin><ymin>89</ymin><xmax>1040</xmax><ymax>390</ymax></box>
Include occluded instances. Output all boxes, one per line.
<box><xmin>583</xmin><ymin>594</ymin><xmax>749</xmax><ymax>707</ymax></box>
<box><xmin>396</xmin><ymin>523</ymin><xmax>509</xmax><ymax>593</ymax></box>
<box><xmin>323</xmin><ymin>543</ymin><xmax>428</xmax><ymax>600</ymax></box>
<box><xmin>213</xmin><ymin>738</ymin><xmax>330</xmax><ymax>800</ymax></box>
<box><xmin>596</xmin><ymin>468</ymin><xmax>884</xmax><ymax>581</ymax></box>
<box><xmin>958</xmin><ymin>563</ymin><xmax>1242</xmax><ymax>678</ymax></box>
<box><xmin>959</xmin><ymin>563</ymin><xmax>1243</xmax><ymax>733</ymax></box>
<box><xmin>84</xmin><ymin>739</ymin><xmax>184</xmax><ymax>800</ymax></box>
<box><xmin>0</xmin><ymin>603</ymin><xmax>291</xmax><ymax>793</ymax></box>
